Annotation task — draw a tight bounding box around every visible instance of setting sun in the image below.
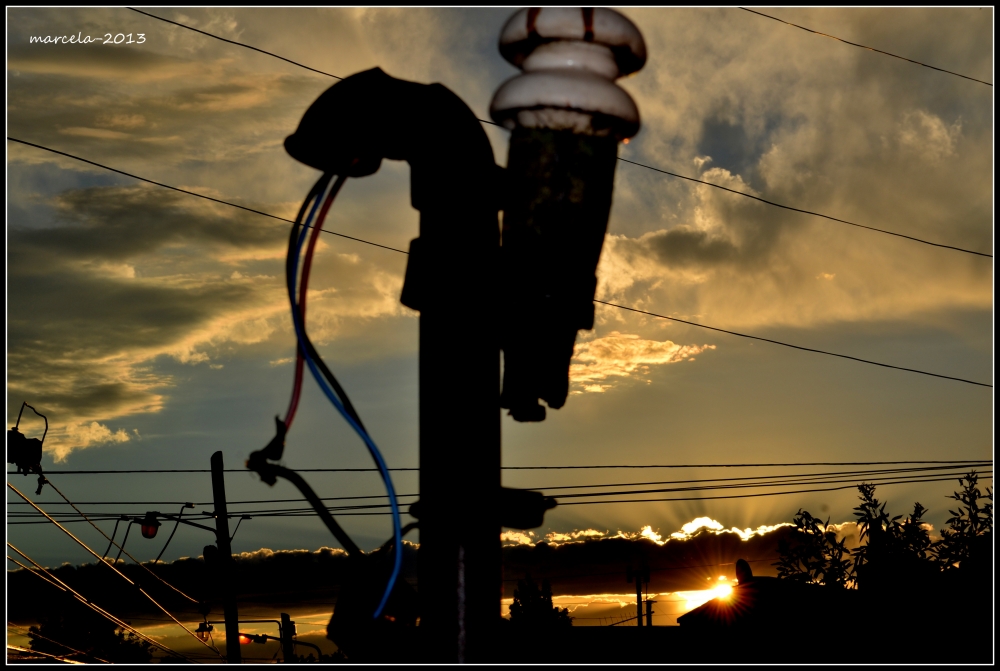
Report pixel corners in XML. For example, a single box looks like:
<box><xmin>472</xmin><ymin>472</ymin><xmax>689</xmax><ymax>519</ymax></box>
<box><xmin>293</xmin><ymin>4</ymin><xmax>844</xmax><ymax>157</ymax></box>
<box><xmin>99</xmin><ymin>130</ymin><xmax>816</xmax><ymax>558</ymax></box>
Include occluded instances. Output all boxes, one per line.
<box><xmin>711</xmin><ymin>583</ymin><xmax>734</xmax><ymax>600</ymax></box>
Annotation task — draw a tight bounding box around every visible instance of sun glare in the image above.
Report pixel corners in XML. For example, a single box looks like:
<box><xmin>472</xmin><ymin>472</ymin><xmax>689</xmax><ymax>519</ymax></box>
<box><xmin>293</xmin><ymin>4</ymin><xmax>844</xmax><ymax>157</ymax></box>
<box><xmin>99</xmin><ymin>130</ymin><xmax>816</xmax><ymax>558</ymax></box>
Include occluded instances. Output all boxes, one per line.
<box><xmin>711</xmin><ymin>583</ymin><xmax>733</xmax><ymax>600</ymax></box>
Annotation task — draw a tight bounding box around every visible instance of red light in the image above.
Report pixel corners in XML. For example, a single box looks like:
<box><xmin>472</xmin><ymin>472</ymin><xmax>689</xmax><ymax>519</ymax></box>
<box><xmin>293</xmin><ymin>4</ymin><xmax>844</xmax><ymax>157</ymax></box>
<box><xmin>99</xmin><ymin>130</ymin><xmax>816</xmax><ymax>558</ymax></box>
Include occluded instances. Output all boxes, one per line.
<box><xmin>239</xmin><ymin>635</ymin><xmax>253</xmax><ymax>645</ymax></box>
<box><xmin>140</xmin><ymin>513</ymin><xmax>161</xmax><ymax>539</ymax></box>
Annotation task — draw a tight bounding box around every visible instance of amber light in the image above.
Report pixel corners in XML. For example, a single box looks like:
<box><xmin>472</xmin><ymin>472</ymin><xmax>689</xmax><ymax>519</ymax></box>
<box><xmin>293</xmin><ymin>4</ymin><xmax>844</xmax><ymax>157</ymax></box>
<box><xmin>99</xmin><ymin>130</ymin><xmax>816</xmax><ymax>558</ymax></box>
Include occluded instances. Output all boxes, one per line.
<box><xmin>195</xmin><ymin>622</ymin><xmax>213</xmax><ymax>642</ymax></box>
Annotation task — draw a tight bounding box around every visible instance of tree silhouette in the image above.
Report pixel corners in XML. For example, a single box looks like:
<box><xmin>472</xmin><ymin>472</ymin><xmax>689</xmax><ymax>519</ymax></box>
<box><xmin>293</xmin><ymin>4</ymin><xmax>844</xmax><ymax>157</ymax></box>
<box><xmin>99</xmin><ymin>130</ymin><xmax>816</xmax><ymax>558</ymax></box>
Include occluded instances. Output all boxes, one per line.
<box><xmin>775</xmin><ymin>471</ymin><xmax>992</xmax><ymax>592</ymax></box>
<box><xmin>934</xmin><ymin>471</ymin><xmax>993</xmax><ymax>570</ymax></box>
<box><xmin>774</xmin><ymin>508</ymin><xmax>852</xmax><ymax>588</ymax></box>
<box><xmin>508</xmin><ymin>574</ymin><xmax>572</xmax><ymax>628</ymax></box>
<box><xmin>28</xmin><ymin>594</ymin><xmax>153</xmax><ymax>663</ymax></box>
<box><xmin>851</xmin><ymin>484</ymin><xmax>937</xmax><ymax>589</ymax></box>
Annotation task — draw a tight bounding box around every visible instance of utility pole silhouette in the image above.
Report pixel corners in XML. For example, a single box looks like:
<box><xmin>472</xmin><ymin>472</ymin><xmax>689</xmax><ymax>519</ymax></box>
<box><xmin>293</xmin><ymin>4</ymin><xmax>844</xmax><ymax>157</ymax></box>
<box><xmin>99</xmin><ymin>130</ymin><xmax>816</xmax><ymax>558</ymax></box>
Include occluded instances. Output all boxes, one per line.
<box><xmin>627</xmin><ymin>565</ymin><xmax>651</xmax><ymax>627</ymax></box>
<box><xmin>280</xmin><ymin>612</ymin><xmax>294</xmax><ymax>662</ymax></box>
<box><xmin>275</xmin><ymin>7</ymin><xmax>646</xmax><ymax>662</ymax></box>
<box><xmin>210</xmin><ymin>451</ymin><xmax>240</xmax><ymax>663</ymax></box>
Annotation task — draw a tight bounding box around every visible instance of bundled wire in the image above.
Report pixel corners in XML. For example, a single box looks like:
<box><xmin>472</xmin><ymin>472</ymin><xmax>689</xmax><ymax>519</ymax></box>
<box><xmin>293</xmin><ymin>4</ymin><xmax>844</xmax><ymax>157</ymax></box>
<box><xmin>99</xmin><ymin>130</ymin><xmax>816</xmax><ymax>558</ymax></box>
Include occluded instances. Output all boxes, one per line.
<box><xmin>274</xmin><ymin>171</ymin><xmax>403</xmax><ymax>619</ymax></box>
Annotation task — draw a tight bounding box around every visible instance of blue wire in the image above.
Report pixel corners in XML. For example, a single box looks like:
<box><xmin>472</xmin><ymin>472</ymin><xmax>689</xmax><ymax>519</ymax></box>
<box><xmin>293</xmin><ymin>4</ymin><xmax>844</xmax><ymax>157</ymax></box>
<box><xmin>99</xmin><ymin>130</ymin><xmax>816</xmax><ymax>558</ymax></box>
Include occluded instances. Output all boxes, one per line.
<box><xmin>287</xmin><ymin>181</ymin><xmax>403</xmax><ymax>619</ymax></box>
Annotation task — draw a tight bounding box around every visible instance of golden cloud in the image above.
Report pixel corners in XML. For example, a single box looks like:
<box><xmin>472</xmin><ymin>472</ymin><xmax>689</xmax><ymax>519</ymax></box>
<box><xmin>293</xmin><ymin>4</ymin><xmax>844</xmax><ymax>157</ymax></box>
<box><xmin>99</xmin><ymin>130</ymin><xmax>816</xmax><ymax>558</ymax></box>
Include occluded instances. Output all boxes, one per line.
<box><xmin>570</xmin><ymin>331</ymin><xmax>716</xmax><ymax>392</ymax></box>
<box><xmin>7</xmin><ymin>183</ymin><xmax>409</xmax><ymax>459</ymax></box>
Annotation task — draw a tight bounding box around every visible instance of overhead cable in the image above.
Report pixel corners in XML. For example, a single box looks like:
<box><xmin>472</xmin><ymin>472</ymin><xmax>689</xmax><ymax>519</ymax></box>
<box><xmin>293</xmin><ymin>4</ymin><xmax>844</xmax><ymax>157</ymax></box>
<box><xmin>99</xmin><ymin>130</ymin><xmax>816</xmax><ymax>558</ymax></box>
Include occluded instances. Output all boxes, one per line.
<box><xmin>8</xmin><ymin>463</ymin><xmax>989</xmax><ymax>508</ymax></box>
<box><xmin>14</xmin><ymin>470</ymin><xmax>984</xmax><ymax>522</ymax></box>
<box><xmin>6</xmin><ymin>546</ymin><xmax>196</xmax><ymax>662</ymax></box>
<box><xmin>127</xmin><ymin>7</ymin><xmax>344</xmax><ymax>79</ymax></box>
<box><xmin>6</xmin><ymin>137</ymin><xmax>408</xmax><ymax>255</ymax></box>
<box><xmin>9</xmin><ymin>137</ymin><xmax>990</xmax><ymax>387</ymax></box>
<box><xmin>6</xmin><ymin>484</ymin><xmax>224</xmax><ymax>660</ymax></box>
<box><xmin>595</xmin><ymin>300</ymin><xmax>992</xmax><ymax>388</ymax></box>
<box><xmin>124</xmin><ymin>10</ymin><xmax>992</xmax><ymax>256</ymax></box>
<box><xmin>41</xmin><ymin>476</ymin><xmax>200</xmax><ymax>604</ymax></box>
<box><xmin>739</xmin><ymin>7</ymin><xmax>992</xmax><ymax>87</ymax></box>
<box><xmin>6</xmin><ymin>644</ymin><xmax>85</xmax><ymax>664</ymax></box>
<box><xmin>616</xmin><ymin>158</ymin><xmax>991</xmax><ymax>258</ymax></box>
<box><xmin>558</xmin><ymin>474</ymin><xmax>992</xmax><ymax>506</ymax></box>
<box><xmin>10</xmin><ymin>459</ymin><xmax>991</xmax><ymax>476</ymax></box>
<box><xmin>6</xmin><ymin>623</ymin><xmax>109</xmax><ymax>664</ymax></box>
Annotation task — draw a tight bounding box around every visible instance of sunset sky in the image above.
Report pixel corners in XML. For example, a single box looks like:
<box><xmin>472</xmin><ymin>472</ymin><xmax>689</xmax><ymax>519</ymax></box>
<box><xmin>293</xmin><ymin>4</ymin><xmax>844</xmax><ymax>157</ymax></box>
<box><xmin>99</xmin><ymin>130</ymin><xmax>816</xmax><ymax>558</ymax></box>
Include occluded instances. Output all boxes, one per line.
<box><xmin>6</xmin><ymin>7</ymin><xmax>993</xmax><ymax>576</ymax></box>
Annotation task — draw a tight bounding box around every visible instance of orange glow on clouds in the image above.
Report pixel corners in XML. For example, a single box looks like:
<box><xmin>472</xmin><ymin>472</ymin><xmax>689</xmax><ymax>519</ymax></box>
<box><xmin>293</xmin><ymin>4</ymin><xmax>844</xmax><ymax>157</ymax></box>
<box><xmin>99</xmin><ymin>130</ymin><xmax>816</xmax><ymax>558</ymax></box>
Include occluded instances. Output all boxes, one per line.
<box><xmin>501</xmin><ymin>518</ymin><xmax>793</xmax><ymax>547</ymax></box>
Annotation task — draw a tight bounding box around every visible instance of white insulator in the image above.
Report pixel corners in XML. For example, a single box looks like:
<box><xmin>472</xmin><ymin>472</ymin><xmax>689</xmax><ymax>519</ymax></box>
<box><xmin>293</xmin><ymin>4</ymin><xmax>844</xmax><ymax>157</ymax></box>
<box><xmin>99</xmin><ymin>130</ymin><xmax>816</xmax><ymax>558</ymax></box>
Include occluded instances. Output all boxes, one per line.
<box><xmin>490</xmin><ymin>7</ymin><xmax>646</xmax><ymax>139</ymax></box>
<box><xmin>498</xmin><ymin>7</ymin><xmax>646</xmax><ymax>76</ymax></box>
<box><xmin>491</xmin><ymin>69</ymin><xmax>639</xmax><ymax>137</ymax></box>
<box><xmin>522</xmin><ymin>41</ymin><xmax>620</xmax><ymax>80</ymax></box>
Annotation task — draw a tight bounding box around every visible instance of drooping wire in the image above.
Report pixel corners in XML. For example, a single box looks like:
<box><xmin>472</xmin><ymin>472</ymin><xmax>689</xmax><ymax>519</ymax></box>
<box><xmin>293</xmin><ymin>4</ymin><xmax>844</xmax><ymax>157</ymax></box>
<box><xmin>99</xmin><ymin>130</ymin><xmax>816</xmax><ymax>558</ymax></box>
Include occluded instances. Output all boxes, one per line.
<box><xmin>41</xmin><ymin>477</ymin><xmax>200</xmax><ymax>604</ymax></box>
<box><xmin>153</xmin><ymin>504</ymin><xmax>191</xmax><ymax>563</ymax></box>
<box><xmin>283</xmin><ymin>173</ymin><xmax>403</xmax><ymax>619</ymax></box>
<box><xmin>101</xmin><ymin>516</ymin><xmax>125</xmax><ymax>560</ymax></box>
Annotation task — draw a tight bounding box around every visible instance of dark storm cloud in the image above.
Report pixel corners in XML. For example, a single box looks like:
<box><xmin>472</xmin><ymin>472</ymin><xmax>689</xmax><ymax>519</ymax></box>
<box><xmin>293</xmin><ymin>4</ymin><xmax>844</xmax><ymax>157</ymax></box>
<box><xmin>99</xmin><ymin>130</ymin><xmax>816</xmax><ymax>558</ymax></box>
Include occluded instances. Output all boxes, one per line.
<box><xmin>8</xmin><ymin>265</ymin><xmax>256</xmax><ymax>359</ymax></box>
<box><xmin>6</xmin><ymin>182</ymin><xmax>292</xmax><ymax>455</ymax></box>
<box><xmin>644</xmin><ymin>226</ymin><xmax>739</xmax><ymax>267</ymax></box>
<box><xmin>13</xmin><ymin>184</ymin><xmax>286</xmax><ymax>262</ymax></box>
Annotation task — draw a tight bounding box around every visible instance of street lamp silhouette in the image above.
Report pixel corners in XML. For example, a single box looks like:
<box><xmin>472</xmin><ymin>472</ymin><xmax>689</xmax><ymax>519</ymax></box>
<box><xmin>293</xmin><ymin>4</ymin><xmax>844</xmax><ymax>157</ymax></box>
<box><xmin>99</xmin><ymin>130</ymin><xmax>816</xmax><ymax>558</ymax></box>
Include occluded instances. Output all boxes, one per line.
<box><xmin>195</xmin><ymin>622</ymin><xmax>214</xmax><ymax>642</ymax></box>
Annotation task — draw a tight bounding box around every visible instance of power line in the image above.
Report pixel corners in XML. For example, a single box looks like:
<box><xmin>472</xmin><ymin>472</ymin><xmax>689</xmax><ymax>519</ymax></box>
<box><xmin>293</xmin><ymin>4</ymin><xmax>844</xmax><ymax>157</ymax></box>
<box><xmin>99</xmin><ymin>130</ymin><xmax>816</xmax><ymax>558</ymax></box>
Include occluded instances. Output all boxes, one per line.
<box><xmin>6</xmin><ymin>483</ymin><xmax>225</xmax><ymax>660</ymax></box>
<box><xmin>125</xmin><ymin>9</ymin><xmax>992</xmax><ymax>258</ymax></box>
<box><xmin>6</xmin><ymin>137</ymin><xmax>409</xmax><ymax>255</ymax></box>
<box><xmin>595</xmin><ymin>300</ymin><xmax>992</xmax><ymax>388</ymax></box>
<box><xmin>505</xmin><ymin>460</ymin><xmax>992</xmax><ymax>469</ymax></box>
<box><xmin>558</xmin><ymin>474</ymin><xmax>992</xmax><ymax>506</ymax></box>
<box><xmin>551</xmin><ymin>470</ymin><xmax>993</xmax><ymax>500</ymax></box>
<box><xmin>739</xmin><ymin>7</ymin><xmax>992</xmax><ymax>87</ymax></box>
<box><xmin>616</xmin><ymin>158</ymin><xmax>992</xmax><ymax>258</ymax></box>
<box><xmin>6</xmin><ymin>644</ymin><xmax>85</xmax><ymax>664</ymax></box>
<box><xmin>6</xmin><ymin>622</ymin><xmax>110</xmax><ymax>664</ymax></box>
<box><xmin>126</xmin><ymin>7</ymin><xmax>505</xmax><ymax>128</ymax></box>
<box><xmin>9</xmin><ymin>459</ymin><xmax>990</xmax><ymax>476</ymax></box>
<box><xmin>8</xmin><ymin>137</ymin><xmax>990</xmax><ymax>387</ymax></box>
<box><xmin>8</xmin><ymin>464</ymin><xmax>988</xmax><ymax>507</ymax></box>
<box><xmin>127</xmin><ymin>7</ymin><xmax>344</xmax><ymax>80</ymax></box>
<box><xmin>40</xmin><ymin>476</ymin><xmax>201</xmax><ymax>605</ymax></box>
<box><xmin>14</xmin><ymin>470</ymin><xmax>983</xmax><ymax>522</ymax></box>
<box><xmin>6</xmin><ymin>545</ymin><xmax>197</xmax><ymax>663</ymax></box>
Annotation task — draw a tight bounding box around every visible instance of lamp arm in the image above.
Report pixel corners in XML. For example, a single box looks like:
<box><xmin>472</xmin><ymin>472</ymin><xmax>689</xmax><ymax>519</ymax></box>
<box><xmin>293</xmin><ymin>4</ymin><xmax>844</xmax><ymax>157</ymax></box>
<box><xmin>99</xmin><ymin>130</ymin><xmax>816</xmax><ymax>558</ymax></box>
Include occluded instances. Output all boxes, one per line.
<box><xmin>153</xmin><ymin>513</ymin><xmax>218</xmax><ymax>535</ymax></box>
<box><xmin>292</xmin><ymin>639</ymin><xmax>323</xmax><ymax>657</ymax></box>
